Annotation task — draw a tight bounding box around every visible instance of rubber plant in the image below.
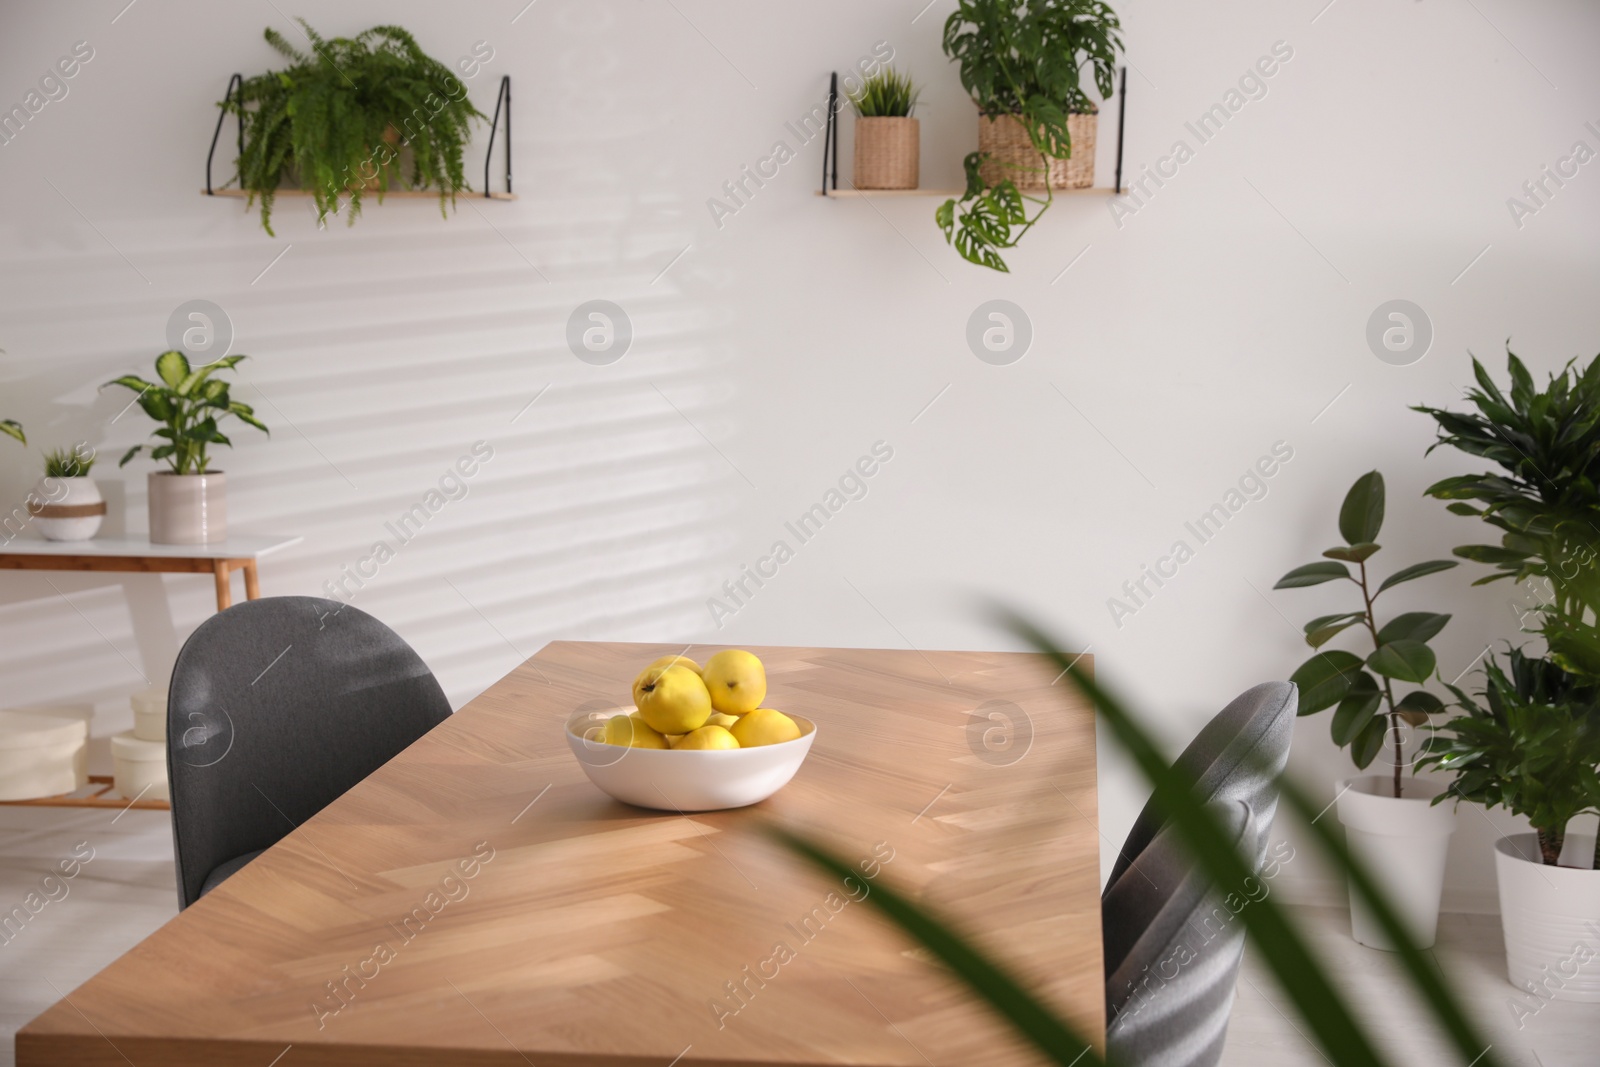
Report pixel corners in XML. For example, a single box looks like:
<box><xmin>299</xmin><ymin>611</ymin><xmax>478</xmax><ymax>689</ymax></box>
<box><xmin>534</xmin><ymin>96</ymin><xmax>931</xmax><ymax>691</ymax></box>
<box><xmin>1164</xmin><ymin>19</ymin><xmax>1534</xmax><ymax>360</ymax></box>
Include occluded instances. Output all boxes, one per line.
<box><xmin>105</xmin><ymin>352</ymin><xmax>268</xmax><ymax>474</ymax></box>
<box><xmin>937</xmin><ymin>0</ymin><xmax>1122</xmax><ymax>271</ymax></box>
<box><xmin>223</xmin><ymin>20</ymin><xmax>485</xmax><ymax>235</ymax></box>
<box><xmin>1414</xmin><ymin>347</ymin><xmax>1600</xmax><ymax>866</ymax></box>
<box><xmin>1274</xmin><ymin>471</ymin><xmax>1458</xmax><ymax>798</ymax></box>
<box><xmin>771</xmin><ymin>611</ymin><xmax>1505</xmax><ymax>1067</ymax></box>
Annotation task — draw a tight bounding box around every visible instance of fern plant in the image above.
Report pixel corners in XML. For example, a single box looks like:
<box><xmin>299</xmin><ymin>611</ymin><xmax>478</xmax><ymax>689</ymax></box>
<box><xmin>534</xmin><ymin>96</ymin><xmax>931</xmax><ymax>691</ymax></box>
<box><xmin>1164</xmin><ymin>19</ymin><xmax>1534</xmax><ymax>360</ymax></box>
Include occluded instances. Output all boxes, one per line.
<box><xmin>223</xmin><ymin>20</ymin><xmax>486</xmax><ymax>235</ymax></box>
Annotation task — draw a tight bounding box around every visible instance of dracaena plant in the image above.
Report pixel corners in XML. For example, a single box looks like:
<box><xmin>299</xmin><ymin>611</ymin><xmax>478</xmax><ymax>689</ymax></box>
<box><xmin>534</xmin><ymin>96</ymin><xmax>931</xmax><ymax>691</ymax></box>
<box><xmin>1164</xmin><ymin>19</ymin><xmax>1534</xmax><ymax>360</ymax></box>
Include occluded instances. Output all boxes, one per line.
<box><xmin>1274</xmin><ymin>471</ymin><xmax>1458</xmax><ymax>798</ymax></box>
<box><xmin>1414</xmin><ymin>349</ymin><xmax>1600</xmax><ymax>867</ymax></box>
<box><xmin>1420</xmin><ymin>647</ymin><xmax>1600</xmax><ymax>866</ymax></box>
<box><xmin>106</xmin><ymin>352</ymin><xmax>267</xmax><ymax>475</ymax></box>
<box><xmin>936</xmin><ymin>0</ymin><xmax>1122</xmax><ymax>272</ymax></box>
<box><xmin>1414</xmin><ymin>348</ymin><xmax>1600</xmax><ymax>681</ymax></box>
<box><xmin>772</xmin><ymin>611</ymin><xmax>1504</xmax><ymax>1067</ymax></box>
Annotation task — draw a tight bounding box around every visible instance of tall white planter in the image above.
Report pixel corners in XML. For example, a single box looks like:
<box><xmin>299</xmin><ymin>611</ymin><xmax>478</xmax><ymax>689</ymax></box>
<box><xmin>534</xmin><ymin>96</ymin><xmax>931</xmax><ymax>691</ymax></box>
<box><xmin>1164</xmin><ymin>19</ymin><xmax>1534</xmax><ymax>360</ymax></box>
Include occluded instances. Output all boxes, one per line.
<box><xmin>148</xmin><ymin>471</ymin><xmax>226</xmax><ymax>544</ymax></box>
<box><xmin>29</xmin><ymin>476</ymin><xmax>105</xmax><ymax>541</ymax></box>
<box><xmin>1336</xmin><ymin>775</ymin><xmax>1457</xmax><ymax>950</ymax></box>
<box><xmin>1496</xmin><ymin>833</ymin><xmax>1600</xmax><ymax>1002</ymax></box>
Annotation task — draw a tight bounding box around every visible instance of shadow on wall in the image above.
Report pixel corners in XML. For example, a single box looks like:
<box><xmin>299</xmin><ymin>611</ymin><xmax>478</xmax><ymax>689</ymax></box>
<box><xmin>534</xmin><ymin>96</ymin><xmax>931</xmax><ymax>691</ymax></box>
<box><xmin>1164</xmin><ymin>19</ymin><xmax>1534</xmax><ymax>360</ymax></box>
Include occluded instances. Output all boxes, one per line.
<box><xmin>0</xmin><ymin>1</ymin><xmax>735</xmax><ymax>712</ymax></box>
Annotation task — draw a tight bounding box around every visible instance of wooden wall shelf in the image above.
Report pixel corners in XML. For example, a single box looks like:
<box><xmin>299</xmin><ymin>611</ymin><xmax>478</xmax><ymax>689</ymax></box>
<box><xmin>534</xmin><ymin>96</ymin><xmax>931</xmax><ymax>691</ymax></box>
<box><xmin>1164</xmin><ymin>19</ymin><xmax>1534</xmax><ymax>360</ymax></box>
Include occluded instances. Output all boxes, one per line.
<box><xmin>819</xmin><ymin>67</ymin><xmax>1128</xmax><ymax>196</ymax></box>
<box><xmin>204</xmin><ymin>74</ymin><xmax>514</xmax><ymax>199</ymax></box>
<box><xmin>817</xmin><ymin>187</ymin><xmax>1112</xmax><ymax>199</ymax></box>
<box><xmin>202</xmin><ymin>188</ymin><xmax>517</xmax><ymax>201</ymax></box>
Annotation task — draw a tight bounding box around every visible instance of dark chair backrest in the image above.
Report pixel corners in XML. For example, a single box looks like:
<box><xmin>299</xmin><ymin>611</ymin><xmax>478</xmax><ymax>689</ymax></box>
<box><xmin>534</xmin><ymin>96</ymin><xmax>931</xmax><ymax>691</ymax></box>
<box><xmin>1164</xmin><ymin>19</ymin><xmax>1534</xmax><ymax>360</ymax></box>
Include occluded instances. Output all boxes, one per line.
<box><xmin>1104</xmin><ymin>799</ymin><xmax>1260</xmax><ymax>1067</ymax></box>
<box><xmin>167</xmin><ymin>596</ymin><xmax>451</xmax><ymax>908</ymax></box>
<box><xmin>1106</xmin><ymin>681</ymin><xmax>1296</xmax><ymax>890</ymax></box>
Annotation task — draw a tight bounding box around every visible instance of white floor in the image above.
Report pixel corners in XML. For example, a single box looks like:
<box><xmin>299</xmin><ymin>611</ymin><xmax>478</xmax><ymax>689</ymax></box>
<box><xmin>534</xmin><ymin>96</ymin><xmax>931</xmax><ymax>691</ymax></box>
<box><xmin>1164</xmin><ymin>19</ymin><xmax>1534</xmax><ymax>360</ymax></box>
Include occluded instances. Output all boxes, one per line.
<box><xmin>2</xmin><ymin>805</ymin><xmax>1596</xmax><ymax>1067</ymax></box>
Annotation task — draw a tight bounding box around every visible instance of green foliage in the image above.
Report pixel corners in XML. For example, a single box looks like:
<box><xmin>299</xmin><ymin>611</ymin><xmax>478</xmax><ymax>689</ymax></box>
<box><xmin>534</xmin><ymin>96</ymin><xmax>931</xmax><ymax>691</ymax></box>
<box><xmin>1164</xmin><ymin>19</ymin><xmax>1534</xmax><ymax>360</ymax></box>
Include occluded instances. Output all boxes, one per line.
<box><xmin>848</xmin><ymin>67</ymin><xmax>919</xmax><ymax>117</ymax></box>
<box><xmin>936</xmin><ymin>0</ymin><xmax>1122</xmax><ymax>271</ymax></box>
<box><xmin>104</xmin><ymin>352</ymin><xmax>268</xmax><ymax>475</ymax></box>
<box><xmin>224</xmin><ymin>20</ymin><xmax>486</xmax><ymax>235</ymax></box>
<box><xmin>1</xmin><ymin>420</ymin><xmax>22</xmax><ymax>445</ymax></box>
<box><xmin>1415</xmin><ymin>347</ymin><xmax>1600</xmax><ymax>681</ymax></box>
<box><xmin>1420</xmin><ymin>648</ymin><xmax>1600</xmax><ymax>865</ymax></box>
<box><xmin>1415</xmin><ymin>348</ymin><xmax>1600</xmax><ymax>864</ymax></box>
<box><xmin>773</xmin><ymin>612</ymin><xmax>1506</xmax><ymax>1067</ymax></box>
<box><xmin>1274</xmin><ymin>471</ymin><xmax>1456</xmax><ymax>791</ymax></box>
<box><xmin>43</xmin><ymin>446</ymin><xmax>95</xmax><ymax>478</ymax></box>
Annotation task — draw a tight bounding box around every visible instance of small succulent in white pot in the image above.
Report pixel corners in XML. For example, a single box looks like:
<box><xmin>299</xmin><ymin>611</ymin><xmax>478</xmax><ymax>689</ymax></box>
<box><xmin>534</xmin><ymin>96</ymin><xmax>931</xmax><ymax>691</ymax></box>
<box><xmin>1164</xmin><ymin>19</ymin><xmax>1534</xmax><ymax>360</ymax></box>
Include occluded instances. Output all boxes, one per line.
<box><xmin>105</xmin><ymin>351</ymin><xmax>268</xmax><ymax>545</ymax></box>
<box><xmin>30</xmin><ymin>446</ymin><xmax>105</xmax><ymax>541</ymax></box>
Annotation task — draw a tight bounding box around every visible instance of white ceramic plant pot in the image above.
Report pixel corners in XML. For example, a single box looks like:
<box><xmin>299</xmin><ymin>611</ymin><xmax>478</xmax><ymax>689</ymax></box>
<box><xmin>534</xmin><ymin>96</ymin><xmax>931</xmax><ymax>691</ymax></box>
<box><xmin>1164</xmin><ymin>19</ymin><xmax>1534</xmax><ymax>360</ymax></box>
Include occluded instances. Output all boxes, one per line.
<box><xmin>1495</xmin><ymin>833</ymin><xmax>1600</xmax><ymax>1002</ymax></box>
<box><xmin>148</xmin><ymin>471</ymin><xmax>226</xmax><ymax>544</ymax></box>
<box><xmin>1335</xmin><ymin>775</ymin><xmax>1457</xmax><ymax>950</ymax></box>
<box><xmin>29</xmin><ymin>476</ymin><xmax>105</xmax><ymax>541</ymax></box>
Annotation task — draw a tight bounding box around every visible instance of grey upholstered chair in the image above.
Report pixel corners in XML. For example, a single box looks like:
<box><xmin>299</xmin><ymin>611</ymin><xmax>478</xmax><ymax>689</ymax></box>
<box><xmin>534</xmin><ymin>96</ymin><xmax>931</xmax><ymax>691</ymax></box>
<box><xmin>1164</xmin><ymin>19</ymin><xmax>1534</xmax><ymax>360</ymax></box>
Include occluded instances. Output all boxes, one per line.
<box><xmin>1105</xmin><ymin>682</ymin><xmax>1296</xmax><ymax>890</ymax></box>
<box><xmin>1103</xmin><ymin>799</ymin><xmax>1260</xmax><ymax>1067</ymax></box>
<box><xmin>167</xmin><ymin>596</ymin><xmax>451</xmax><ymax>909</ymax></box>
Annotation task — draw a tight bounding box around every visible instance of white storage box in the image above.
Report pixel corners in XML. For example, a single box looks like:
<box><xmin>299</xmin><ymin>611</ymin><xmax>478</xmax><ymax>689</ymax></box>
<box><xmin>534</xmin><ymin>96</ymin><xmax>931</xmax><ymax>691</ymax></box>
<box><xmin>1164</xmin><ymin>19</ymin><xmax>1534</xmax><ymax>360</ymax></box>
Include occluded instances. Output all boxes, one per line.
<box><xmin>111</xmin><ymin>730</ymin><xmax>169</xmax><ymax>801</ymax></box>
<box><xmin>130</xmin><ymin>687</ymin><xmax>168</xmax><ymax>742</ymax></box>
<box><xmin>0</xmin><ymin>709</ymin><xmax>88</xmax><ymax>801</ymax></box>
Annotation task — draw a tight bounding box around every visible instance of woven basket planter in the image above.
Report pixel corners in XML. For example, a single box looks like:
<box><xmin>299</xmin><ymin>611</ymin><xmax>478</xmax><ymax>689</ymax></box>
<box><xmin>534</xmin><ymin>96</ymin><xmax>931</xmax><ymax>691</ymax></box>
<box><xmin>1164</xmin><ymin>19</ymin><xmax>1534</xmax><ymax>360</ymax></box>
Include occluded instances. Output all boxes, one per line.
<box><xmin>853</xmin><ymin>117</ymin><xmax>920</xmax><ymax>190</ymax></box>
<box><xmin>977</xmin><ymin>109</ymin><xmax>1096</xmax><ymax>190</ymax></box>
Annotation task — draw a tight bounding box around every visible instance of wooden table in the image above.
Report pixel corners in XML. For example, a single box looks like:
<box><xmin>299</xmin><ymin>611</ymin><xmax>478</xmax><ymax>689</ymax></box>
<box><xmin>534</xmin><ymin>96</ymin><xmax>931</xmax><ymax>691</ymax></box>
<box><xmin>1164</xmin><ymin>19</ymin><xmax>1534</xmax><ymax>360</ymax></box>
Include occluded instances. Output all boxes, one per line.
<box><xmin>18</xmin><ymin>642</ymin><xmax>1101</xmax><ymax>1066</ymax></box>
<box><xmin>0</xmin><ymin>534</ymin><xmax>300</xmax><ymax>812</ymax></box>
<box><xmin>0</xmin><ymin>534</ymin><xmax>302</xmax><ymax>612</ymax></box>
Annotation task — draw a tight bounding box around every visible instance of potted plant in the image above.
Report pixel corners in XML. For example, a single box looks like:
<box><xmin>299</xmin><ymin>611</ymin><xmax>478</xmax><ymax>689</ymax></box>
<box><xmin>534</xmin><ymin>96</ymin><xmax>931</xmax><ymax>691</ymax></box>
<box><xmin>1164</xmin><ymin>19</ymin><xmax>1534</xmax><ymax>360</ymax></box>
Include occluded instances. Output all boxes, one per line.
<box><xmin>1420</xmin><ymin>651</ymin><xmax>1600</xmax><ymax>1001</ymax></box>
<box><xmin>1275</xmin><ymin>471</ymin><xmax>1461</xmax><ymax>949</ymax></box>
<box><xmin>224</xmin><ymin>20</ymin><xmax>486</xmax><ymax>235</ymax></box>
<box><xmin>849</xmin><ymin>67</ymin><xmax>920</xmax><ymax>190</ymax></box>
<box><xmin>2</xmin><ymin>420</ymin><xmax>21</xmax><ymax>445</ymax></box>
<box><xmin>105</xmin><ymin>352</ymin><xmax>268</xmax><ymax>545</ymax></box>
<box><xmin>29</xmin><ymin>445</ymin><xmax>104</xmax><ymax>542</ymax></box>
<box><xmin>936</xmin><ymin>0</ymin><xmax>1122</xmax><ymax>271</ymax></box>
<box><xmin>1415</xmin><ymin>348</ymin><xmax>1600</xmax><ymax>999</ymax></box>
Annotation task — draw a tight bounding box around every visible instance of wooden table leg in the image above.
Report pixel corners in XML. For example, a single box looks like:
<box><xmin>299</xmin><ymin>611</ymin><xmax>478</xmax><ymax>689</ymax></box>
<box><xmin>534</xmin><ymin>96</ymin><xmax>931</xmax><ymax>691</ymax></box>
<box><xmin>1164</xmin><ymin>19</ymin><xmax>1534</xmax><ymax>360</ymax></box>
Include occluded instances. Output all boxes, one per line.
<box><xmin>213</xmin><ymin>559</ymin><xmax>232</xmax><ymax>611</ymax></box>
<box><xmin>243</xmin><ymin>559</ymin><xmax>260</xmax><ymax>600</ymax></box>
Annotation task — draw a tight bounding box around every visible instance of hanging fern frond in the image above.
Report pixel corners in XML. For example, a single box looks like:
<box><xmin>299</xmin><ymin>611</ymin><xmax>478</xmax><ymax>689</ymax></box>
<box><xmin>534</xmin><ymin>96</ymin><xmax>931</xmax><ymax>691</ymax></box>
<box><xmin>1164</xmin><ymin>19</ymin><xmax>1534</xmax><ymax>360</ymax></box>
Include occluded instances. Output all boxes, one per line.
<box><xmin>222</xmin><ymin>19</ymin><xmax>486</xmax><ymax>235</ymax></box>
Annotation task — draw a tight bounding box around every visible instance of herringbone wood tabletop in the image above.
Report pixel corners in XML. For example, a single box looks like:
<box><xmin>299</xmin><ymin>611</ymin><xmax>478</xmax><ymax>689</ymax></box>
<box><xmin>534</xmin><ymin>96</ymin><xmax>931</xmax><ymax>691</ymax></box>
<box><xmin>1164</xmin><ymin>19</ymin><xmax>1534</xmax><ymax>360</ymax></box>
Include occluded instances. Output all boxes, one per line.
<box><xmin>19</xmin><ymin>642</ymin><xmax>1101</xmax><ymax>1066</ymax></box>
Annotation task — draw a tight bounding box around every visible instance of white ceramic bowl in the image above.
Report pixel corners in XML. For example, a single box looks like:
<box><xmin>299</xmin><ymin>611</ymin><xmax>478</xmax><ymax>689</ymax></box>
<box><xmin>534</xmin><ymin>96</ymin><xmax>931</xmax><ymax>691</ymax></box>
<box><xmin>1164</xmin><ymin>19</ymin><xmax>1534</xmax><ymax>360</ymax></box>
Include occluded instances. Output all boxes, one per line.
<box><xmin>564</xmin><ymin>706</ymin><xmax>817</xmax><ymax>812</ymax></box>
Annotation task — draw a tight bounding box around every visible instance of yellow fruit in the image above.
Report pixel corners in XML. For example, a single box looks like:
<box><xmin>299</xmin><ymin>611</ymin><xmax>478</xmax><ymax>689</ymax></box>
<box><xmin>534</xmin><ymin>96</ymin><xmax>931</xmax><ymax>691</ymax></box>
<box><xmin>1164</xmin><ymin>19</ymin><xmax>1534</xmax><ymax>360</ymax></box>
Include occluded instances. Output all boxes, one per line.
<box><xmin>602</xmin><ymin>713</ymin><xmax>669</xmax><ymax>749</ymax></box>
<box><xmin>730</xmin><ymin>708</ymin><xmax>801</xmax><ymax>747</ymax></box>
<box><xmin>702</xmin><ymin>650</ymin><xmax>767</xmax><ymax>714</ymax></box>
<box><xmin>671</xmin><ymin>725</ymin><xmax>740</xmax><ymax>750</ymax></box>
<box><xmin>706</xmin><ymin>712</ymin><xmax>740</xmax><ymax>729</ymax></box>
<box><xmin>633</xmin><ymin>664</ymin><xmax>712</xmax><ymax>734</ymax></box>
<box><xmin>641</xmin><ymin>654</ymin><xmax>702</xmax><ymax>677</ymax></box>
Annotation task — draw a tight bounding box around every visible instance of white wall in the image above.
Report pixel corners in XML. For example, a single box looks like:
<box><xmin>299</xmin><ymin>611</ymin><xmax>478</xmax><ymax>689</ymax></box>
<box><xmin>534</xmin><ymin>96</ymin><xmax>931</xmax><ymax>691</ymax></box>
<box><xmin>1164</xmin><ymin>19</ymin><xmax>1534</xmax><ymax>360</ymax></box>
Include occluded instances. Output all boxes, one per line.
<box><xmin>1</xmin><ymin>0</ymin><xmax>1597</xmax><ymax>910</ymax></box>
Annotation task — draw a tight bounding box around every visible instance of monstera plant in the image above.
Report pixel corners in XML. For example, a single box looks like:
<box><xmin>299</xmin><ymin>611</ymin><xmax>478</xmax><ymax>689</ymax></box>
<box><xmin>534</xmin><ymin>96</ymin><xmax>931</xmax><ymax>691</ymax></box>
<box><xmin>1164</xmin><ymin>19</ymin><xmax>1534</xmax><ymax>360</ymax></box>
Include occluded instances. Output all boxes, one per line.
<box><xmin>937</xmin><ymin>0</ymin><xmax>1123</xmax><ymax>271</ymax></box>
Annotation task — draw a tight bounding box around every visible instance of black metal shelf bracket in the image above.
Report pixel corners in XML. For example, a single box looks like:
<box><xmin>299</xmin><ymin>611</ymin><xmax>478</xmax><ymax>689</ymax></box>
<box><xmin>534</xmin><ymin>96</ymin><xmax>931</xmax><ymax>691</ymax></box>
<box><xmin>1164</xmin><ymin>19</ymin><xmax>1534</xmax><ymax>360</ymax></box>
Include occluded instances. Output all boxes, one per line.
<box><xmin>483</xmin><ymin>75</ymin><xmax>512</xmax><ymax>197</ymax></box>
<box><xmin>821</xmin><ymin>72</ymin><xmax>840</xmax><ymax>195</ymax></box>
<box><xmin>204</xmin><ymin>73</ymin><xmax>514</xmax><ymax>198</ymax></box>
<box><xmin>205</xmin><ymin>73</ymin><xmax>243</xmax><ymax>196</ymax></box>
<box><xmin>818</xmin><ymin>65</ymin><xmax>1128</xmax><ymax>196</ymax></box>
